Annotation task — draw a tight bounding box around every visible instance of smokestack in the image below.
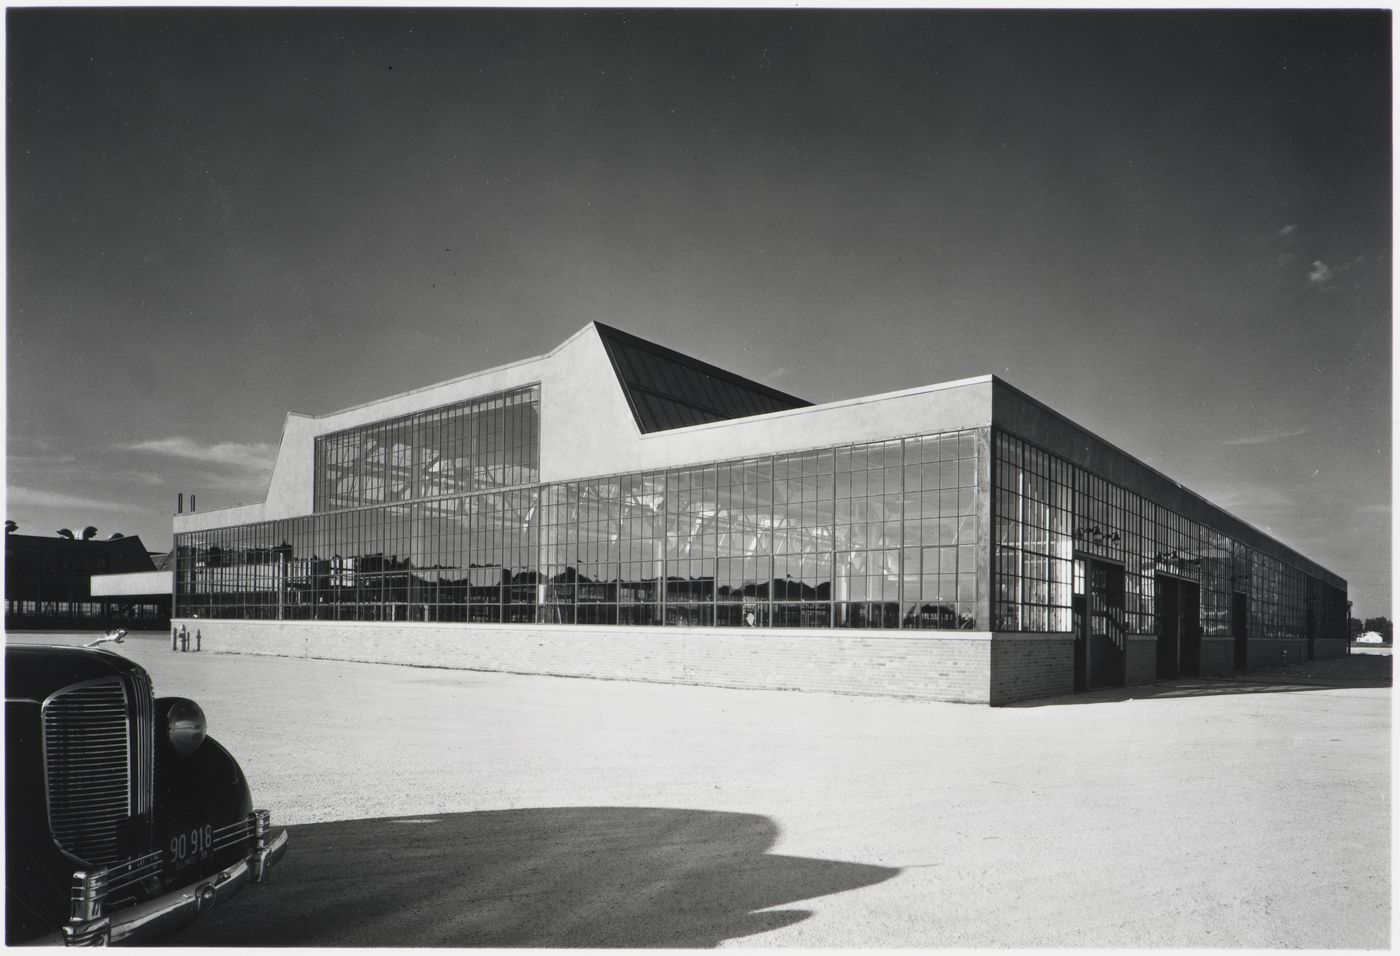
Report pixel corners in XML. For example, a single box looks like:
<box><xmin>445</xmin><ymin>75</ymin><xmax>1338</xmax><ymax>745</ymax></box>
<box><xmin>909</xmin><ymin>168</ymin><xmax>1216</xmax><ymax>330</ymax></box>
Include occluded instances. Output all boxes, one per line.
<box><xmin>177</xmin><ymin>493</ymin><xmax>184</xmax><ymax>515</ymax></box>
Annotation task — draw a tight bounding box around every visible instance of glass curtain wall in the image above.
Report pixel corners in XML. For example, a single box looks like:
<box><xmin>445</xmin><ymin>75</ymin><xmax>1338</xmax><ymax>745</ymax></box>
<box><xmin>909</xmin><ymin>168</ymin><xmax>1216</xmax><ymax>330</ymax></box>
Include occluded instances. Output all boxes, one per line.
<box><xmin>177</xmin><ymin>421</ymin><xmax>986</xmax><ymax>630</ymax></box>
<box><xmin>993</xmin><ymin>430</ymin><xmax>1345</xmax><ymax>642</ymax></box>
<box><xmin>314</xmin><ymin>385</ymin><xmax>540</xmax><ymax>510</ymax></box>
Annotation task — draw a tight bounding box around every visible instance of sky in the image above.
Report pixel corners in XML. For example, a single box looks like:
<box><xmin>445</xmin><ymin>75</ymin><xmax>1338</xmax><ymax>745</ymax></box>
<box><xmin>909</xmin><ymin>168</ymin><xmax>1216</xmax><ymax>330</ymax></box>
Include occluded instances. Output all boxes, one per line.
<box><xmin>6</xmin><ymin>7</ymin><xmax>1393</xmax><ymax>617</ymax></box>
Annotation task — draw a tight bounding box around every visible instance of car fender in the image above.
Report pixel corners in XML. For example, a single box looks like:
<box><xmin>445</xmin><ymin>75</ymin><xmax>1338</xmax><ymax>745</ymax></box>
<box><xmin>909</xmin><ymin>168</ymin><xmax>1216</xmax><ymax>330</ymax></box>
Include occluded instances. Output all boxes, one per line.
<box><xmin>153</xmin><ymin>698</ymin><xmax>255</xmax><ymax>883</ymax></box>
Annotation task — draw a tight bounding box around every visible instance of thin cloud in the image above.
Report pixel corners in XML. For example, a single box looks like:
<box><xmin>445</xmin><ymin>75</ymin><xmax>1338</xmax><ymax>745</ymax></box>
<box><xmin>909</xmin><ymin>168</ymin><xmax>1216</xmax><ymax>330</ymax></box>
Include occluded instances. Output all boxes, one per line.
<box><xmin>190</xmin><ymin>469</ymin><xmax>276</xmax><ymax>493</ymax></box>
<box><xmin>1218</xmin><ymin>427</ymin><xmax>1311</xmax><ymax>446</ymax></box>
<box><xmin>1273</xmin><ymin>227</ymin><xmax>1366</xmax><ymax>290</ymax></box>
<box><xmin>9</xmin><ymin>435</ymin><xmax>59</xmax><ymax>454</ymax></box>
<box><xmin>1308</xmin><ymin>260</ymin><xmax>1335</xmax><ymax>285</ymax></box>
<box><xmin>7</xmin><ymin>458</ymin><xmax>164</xmax><ymax>488</ymax></box>
<box><xmin>125</xmin><ymin>437</ymin><xmax>276</xmax><ymax>472</ymax></box>
<box><xmin>6</xmin><ymin>486</ymin><xmax>136</xmax><ymax>513</ymax></box>
<box><xmin>113</xmin><ymin>470</ymin><xmax>168</xmax><ymax>487</ymax></box>
<box><xmin>6</xmin><ymin>453</ymin><xmax>79</xmax><ymax>465</ymax></box>
<box><xmin>1195</xmin><ymin>483</ymin><xmax>1295</xmax><ymax>515</ymax></box>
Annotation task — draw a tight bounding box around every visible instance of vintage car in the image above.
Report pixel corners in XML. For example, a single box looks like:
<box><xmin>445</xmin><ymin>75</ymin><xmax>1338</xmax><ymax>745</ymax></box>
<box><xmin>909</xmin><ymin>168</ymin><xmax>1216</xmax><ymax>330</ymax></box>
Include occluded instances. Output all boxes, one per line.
<box><xmin>5</xmin><ymin>642</ymin><xmax>288</xmax><ymax>944</ymax></box>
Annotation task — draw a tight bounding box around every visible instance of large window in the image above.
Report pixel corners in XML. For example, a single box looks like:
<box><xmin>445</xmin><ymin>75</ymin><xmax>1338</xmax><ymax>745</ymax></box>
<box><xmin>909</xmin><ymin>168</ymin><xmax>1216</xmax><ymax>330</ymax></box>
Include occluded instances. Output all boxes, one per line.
<box><xmin>993</xmin><ymin>429</ymin><xmax>1346</xmax><ymax>642</ymax></box>
<box><xmin>993</xmin><ymin>433</ymin><xmax>1072</xmax><ymax>632</ymax></box>
<box><xmin>179</xmin><ymin>426</ymin><xmax>986</xmax><ymax>630</ymax></box>
<box><xmin>314</xmin><ymin>385</ymin><xmax>540</xmax><ymax>511</ymax></box>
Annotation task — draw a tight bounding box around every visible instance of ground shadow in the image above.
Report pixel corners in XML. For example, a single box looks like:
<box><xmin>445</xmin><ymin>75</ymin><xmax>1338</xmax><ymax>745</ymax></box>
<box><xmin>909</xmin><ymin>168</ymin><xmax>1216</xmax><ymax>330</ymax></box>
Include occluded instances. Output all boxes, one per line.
<box><xmin>157</xmin><ymin>806</ymin><xmax>898</xmax><ymax>947</ymax></box>
<box><xmin>1012</xmin><ymin>673</ymin><xmax>1391</xmax><ymax>707</ymax></box>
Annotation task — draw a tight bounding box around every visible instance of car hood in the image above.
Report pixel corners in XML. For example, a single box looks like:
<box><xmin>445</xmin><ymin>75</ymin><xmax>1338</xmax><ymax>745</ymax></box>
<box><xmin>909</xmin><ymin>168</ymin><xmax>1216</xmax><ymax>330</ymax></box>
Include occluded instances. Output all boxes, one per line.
<box><xmin>5</xmin><ymin>644</ymin><xmax>149</xmax><ymax>703</ymax></box>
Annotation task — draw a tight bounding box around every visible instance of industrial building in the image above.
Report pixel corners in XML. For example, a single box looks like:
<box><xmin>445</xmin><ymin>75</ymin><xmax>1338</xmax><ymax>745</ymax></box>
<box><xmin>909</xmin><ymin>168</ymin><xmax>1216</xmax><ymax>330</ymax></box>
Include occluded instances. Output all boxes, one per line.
<box><xmin>172</xmin><ymin>323</ymin><xmax>1347</xmax><ymax>704</ymax></box>
<box><xmin>4</xmin><ymin>533</ymin><xmax>171</xmax><ymax>631</ymax></box>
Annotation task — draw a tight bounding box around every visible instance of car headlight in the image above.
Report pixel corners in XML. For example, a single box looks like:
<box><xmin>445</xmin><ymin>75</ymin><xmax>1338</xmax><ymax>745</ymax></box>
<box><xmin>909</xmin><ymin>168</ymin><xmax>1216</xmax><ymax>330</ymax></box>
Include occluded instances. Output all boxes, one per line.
<box><xmin>164</xmin><ymin>699</ymin><xmax>207</xmax><ymax>756</ymax></box>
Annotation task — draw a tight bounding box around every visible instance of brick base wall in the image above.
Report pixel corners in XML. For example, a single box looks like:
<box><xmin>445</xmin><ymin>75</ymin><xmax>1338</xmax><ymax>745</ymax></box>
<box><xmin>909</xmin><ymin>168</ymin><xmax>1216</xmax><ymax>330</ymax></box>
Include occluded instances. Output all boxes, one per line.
<box><xmin>988</xmin><ymin>635</ymin><xmax>1074</xmax><ymax>705</ymax></box>
<box><xmin>173</xmin><ymin>619</ymin><xmax>996</xmax><ymax>703</ymax></box>
<box><xmin>1312</xmin><ymin>638</ymin><xmax>1348</xmax><ymax>660</ymax></box>
<box><xmin>1200</xmin><ymin>638</ymin><xmax>1234</xmax><ymax>677</ymax></box>
<box><xmin>171</xmin><ymin>619</ymin><xmax>1352</xmax><ymax>704</ymax></box>
<box><xmin>1134</xmin><ymin>635</ymin><xmax>1350</xmax><ymax>677</ymax></box>
<box><xmin>1246</xmin><ymin>638</ymin><xmax>1341</xmax><ymax>669</ymax></box>
<box><xmin>1125</xmin><ymin>634</ymin><xmax>1157</xmax><ymax>687</ymax></box>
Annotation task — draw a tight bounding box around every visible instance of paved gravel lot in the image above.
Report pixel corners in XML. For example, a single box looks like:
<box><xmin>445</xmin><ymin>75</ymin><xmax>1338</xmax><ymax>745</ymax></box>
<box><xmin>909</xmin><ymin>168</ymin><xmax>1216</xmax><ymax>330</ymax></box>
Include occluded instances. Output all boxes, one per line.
<box><xmin>11</xmin><ymin>633</ymin><xmax>1391</xmax><ymax>947</ymax></box>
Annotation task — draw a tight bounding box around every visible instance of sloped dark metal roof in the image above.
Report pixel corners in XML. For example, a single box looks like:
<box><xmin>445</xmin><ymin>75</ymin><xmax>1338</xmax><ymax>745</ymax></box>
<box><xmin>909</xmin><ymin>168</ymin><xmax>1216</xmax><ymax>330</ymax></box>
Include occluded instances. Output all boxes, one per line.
<box><xmin>4</xmin><ymin>534</ymin><xmax>158</xmax><ymax>574</ymax></box>
<box><xmin>594</xmin><ymin>323</ymin><xmax>810</xmax><ymax>433</ymax></box>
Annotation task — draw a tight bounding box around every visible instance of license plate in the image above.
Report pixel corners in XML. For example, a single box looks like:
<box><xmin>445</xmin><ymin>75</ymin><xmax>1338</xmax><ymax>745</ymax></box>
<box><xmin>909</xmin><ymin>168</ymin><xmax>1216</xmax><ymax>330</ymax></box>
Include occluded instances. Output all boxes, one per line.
<box><xmin>167</xmin><ymin>823</ymin><xmax>214</xmax><ymax>869</ymax></box>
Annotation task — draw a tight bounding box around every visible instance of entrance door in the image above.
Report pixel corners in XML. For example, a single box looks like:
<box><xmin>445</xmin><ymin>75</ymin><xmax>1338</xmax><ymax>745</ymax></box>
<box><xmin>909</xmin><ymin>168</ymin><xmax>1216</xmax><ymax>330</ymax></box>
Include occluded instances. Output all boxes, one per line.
<box><xmin>1156</xmin><ymin>575</ymin><xmax>1201</xmax><ymax>678</ymax></box>
<box><xmin>1088</xmin><ymin>561</ymin><xmax>1126</xmax><ymax>689</ymax></box>
<box><xmin>1077</xmin><ymin>559</ymin><xmax>1126</xmax><ymax>691</ymax></box>
<box><xmin>1156</xmin><ymin>575</ymin><xmax>1180</xmax><ymax>679</ymax></box>
<box><xmin>1178</xmin><ymin>580</ymin><xmax>1201</xmax><ymax>678</ymax></box>
<box><xmin>1232</xmin><ymin>591</ymin><xmax>1248</xmax><ymax>671</ymax></box>
<box><xmin>1072</xmin><ymin>593</ymin><xmax>1088</xmax><ymax>693</ymax></box>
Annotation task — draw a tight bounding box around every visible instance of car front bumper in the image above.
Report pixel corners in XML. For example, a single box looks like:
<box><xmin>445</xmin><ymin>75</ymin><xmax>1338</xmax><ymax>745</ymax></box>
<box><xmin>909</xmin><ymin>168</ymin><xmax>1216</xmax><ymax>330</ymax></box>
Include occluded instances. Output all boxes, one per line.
<box><xmin>48</xmin><ymin>814</ymin><xmax>288</xmax><ymax>946</ymax></box>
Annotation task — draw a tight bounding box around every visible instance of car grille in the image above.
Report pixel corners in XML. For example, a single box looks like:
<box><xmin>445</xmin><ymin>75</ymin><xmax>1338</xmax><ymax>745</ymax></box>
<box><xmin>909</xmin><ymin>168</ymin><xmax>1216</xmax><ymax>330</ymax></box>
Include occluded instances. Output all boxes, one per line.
<box><xmin>42</xmin><ymin>674</ymin><xmax>154</xmax><ymax>867</ymax></box>
<box><xmin>127</xmin><ymin>670</ymin><xmax>155</xmax><ymax>818</ymax></box>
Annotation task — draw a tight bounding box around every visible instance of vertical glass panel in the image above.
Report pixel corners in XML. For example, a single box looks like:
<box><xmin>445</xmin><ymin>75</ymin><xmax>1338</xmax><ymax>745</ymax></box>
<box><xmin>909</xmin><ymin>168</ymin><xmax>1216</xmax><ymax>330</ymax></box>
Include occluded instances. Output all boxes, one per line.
<box><xmin>313</xmin><ymin>385</ymin><xmax>540</xmax><ymax>512</ymax></box>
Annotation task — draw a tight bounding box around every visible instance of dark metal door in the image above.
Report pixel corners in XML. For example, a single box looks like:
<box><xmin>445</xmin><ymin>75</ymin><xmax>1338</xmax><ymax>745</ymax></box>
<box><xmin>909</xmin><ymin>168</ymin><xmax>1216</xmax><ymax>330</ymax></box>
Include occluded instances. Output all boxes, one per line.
<box><xmin>1232</xmin><ymin>591</ymin><xmax>1248</xmax><ymax>671</ymax></box>
<box><xmin>1087</xmin><ymin>561</ymin><xmax>1126</xmax><ymax>689</ymax></box>
<box><xmin>1155</xmin><ymin>575</ymin><xmax>1179</xmax><ymax>679</ymax></box>
<box><xmin>1072</xmin><ymin>593</ymin><xmax>1087</xmax><ymax>693</ymax></box>
<box><xmin>1179</xmin><ymin>581</ymin><xmax>1201</xmax><ymax>677</ymax></box>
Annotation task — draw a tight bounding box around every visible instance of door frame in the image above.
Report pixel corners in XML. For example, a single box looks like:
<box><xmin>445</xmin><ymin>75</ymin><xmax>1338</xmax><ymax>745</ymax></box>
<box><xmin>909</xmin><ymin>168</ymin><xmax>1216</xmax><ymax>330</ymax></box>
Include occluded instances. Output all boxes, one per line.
<box><xmin>1075</xmin><ymin>554</ymin><xmax>1127</xmax><ymax>692</ymax></box>
<box><xmin>1156</xmin><ymin>571</ymin><xmax>1201</xmax><ymax>679</ymax></box>
<box><xmin>1232</xmin><ymin>590</ymin><xmax>1248</xmax><ymax>671</ymax></box>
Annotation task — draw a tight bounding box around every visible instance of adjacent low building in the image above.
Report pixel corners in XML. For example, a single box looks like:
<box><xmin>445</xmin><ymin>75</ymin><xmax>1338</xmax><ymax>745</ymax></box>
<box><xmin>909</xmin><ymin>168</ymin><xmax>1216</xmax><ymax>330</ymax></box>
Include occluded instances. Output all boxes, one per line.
<box><xmin>171</xmin><ymin>323</ymin><xmax>1347</xmax><ymax>704</ymax></box>
<box><xmin>4</xmin><ymin>533</ymin><xmax>171</xmax><ymax>631</ymax></box>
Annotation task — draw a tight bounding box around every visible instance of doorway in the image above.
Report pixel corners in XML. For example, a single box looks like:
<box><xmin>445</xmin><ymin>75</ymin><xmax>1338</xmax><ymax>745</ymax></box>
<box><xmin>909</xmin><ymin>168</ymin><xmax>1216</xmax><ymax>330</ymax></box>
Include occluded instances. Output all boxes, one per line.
<box><xmin>1232</xmin><ymin>591</ymin><xmax>1248</xmax><ymax>671</ymax></box>
<box><xmin>1156</xmin><ymin>575</ymin><xmax>1201</xmax><ymax>679</ymax></box>
<box><xmin>1074</xmin><ymin>558</ymin><xmax>1126</xmax><ymax>692</ymax></box>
